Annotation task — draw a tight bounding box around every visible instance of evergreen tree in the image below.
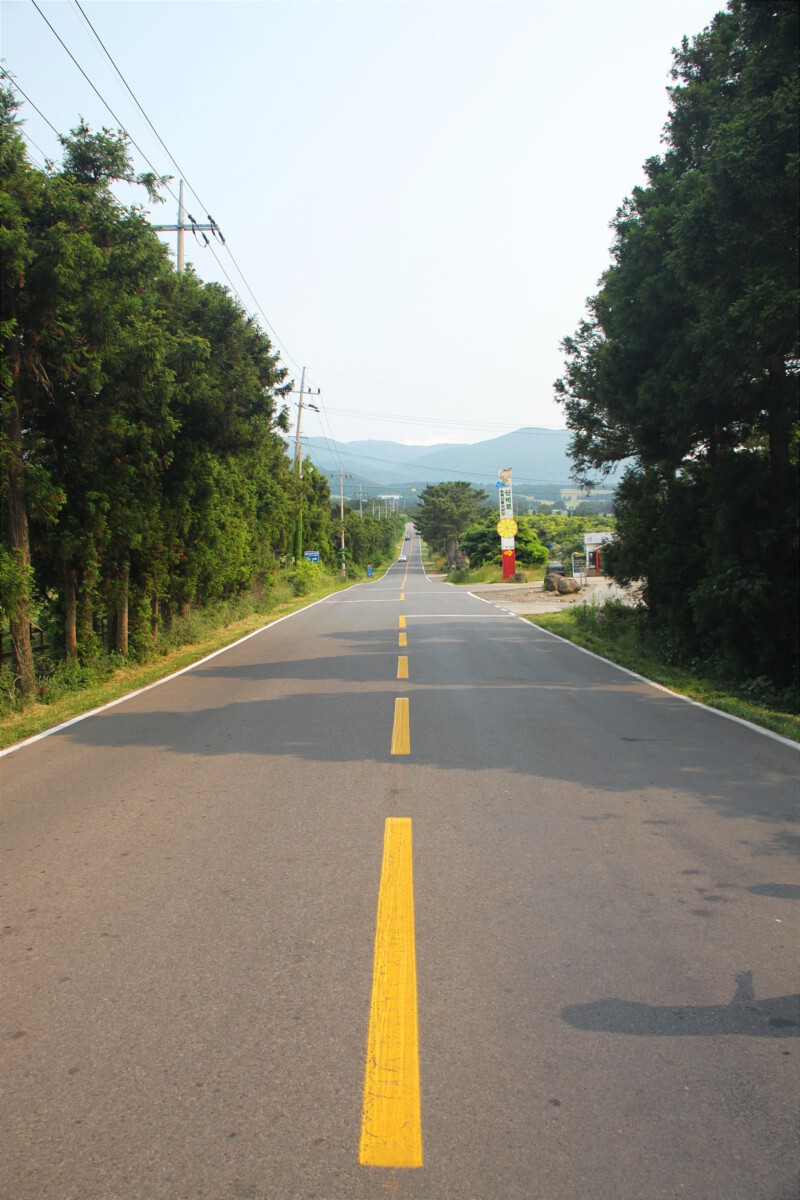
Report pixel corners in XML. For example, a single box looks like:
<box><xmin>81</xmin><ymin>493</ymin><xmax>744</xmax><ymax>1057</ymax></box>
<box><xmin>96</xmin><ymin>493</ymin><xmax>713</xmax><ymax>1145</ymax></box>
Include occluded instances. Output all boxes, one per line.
<box><xmin>555</xmin><ymin>0</ymin><xmax>798</xmax><ymax>687</ymax></box>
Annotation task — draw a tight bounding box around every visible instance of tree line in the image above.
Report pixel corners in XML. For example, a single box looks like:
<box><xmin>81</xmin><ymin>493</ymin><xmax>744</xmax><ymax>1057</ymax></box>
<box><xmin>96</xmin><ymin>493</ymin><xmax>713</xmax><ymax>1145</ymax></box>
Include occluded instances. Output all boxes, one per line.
<box><xmin>412</xmin><ymin>480</ymin><xmax>614</xmax><ymax>570</ymax></box>
<box><xmin>556</xmin><ymin>0</ymin><xmax>798</xmax><ymax>691</ymax></box>
<box><xmin>0</xmin><ymin>91</ymin><xmax>397</xmax><ymax>697</ymax></box>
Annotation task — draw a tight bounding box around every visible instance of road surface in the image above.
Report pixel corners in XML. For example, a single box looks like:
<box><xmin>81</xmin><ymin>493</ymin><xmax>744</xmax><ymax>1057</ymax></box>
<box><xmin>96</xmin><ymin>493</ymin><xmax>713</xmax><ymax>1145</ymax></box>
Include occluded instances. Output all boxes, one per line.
<box><xmin>2</xmin><ymin>530</ymin><xmax>798</xmax><ymax>1199</ymax></box>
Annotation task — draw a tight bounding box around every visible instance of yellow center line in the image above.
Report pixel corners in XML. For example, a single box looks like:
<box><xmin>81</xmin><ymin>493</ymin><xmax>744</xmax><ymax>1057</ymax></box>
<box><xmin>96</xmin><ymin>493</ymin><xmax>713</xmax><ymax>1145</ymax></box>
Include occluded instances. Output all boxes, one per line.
<box><xmin>397</xmin><ymin>655</ymin><xmax>409</xmax><ymax>680</ymax></box>
<box><xmin>390</xmin><ymin>697</ymin><xmax>410</xmax><ymax>755</ymax></box>
<box><xmin>360</xmin><ymin>818</ymin><xmax>422</xmax><ymax>1169</ymax></box>
<box><xmin>399</xmin><ymin>615</ymin><xmax>406</xmax><ymax>629</ymax></box>
<box><xmin>398</xmin><ymin>631</ymin><xmax>407</xmax><ymax>648</ymax></box>
<box><xmin>400</xmin><ymin>592</ymin><xmax>405</xmax><ymax>601</ymax></box>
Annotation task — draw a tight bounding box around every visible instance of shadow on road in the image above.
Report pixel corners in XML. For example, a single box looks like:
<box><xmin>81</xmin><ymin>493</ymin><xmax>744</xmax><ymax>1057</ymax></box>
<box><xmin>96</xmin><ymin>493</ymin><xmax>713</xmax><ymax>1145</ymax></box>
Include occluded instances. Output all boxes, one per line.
<box><xmin>562</xmin><ymin>972</ymin><xmax>800</xmax><ymax>1037</ymax></box>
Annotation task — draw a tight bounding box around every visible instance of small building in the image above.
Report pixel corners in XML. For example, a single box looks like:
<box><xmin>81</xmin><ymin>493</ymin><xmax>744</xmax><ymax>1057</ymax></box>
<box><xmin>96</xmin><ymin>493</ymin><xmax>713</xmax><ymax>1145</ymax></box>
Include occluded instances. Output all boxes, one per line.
<box><xmin>583</xmin><ymin>531</ymin><xmax>615</xmax><ymax>576</ymax></box>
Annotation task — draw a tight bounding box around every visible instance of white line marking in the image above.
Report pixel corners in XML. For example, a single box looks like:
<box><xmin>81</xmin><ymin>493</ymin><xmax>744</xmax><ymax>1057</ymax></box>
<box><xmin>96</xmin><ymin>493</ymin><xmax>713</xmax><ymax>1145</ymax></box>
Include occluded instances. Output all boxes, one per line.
<box><xmin>525</xmin><ymin>620</ymin><xmax>800</xmax><ymax>749</ymax></box>
<box><xmin>0</xmin><ymin>594</ymin><xmax>337</xmax><ymax>758</ymax></box>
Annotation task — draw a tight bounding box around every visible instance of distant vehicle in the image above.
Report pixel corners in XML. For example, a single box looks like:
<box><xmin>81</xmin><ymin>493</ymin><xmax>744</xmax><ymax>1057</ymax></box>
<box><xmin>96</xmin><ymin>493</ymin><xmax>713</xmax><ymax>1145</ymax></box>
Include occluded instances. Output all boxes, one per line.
<box><xmin>546</xmin><ymin>560</ymin><xmax>565</xmax><ymax>575</ymax></box>
<box><xmin>398</xmin><ymin>554</ymin><xmax>408</xmax><ymax>562</ymax></box>
<box><xmin>404</xmin><ymin>534</ymin><xmax>411</xmax><ymax>540</ymax></box>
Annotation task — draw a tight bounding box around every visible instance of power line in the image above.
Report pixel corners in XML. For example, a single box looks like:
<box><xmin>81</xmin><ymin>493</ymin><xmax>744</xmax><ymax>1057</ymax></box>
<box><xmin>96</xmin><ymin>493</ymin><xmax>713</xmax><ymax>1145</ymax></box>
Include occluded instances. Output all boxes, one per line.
<box><xmin>315</xmin><ymin>403</ymin><xmax>527</xmax><ymax>433</ymax></box>
<box><xmin>28</xmin><ymin>0</ymin><xmax>308</xmax><ymax>381</ymax></box>
<box><xmin>65</xmin><ymin>0</ymin><xmax>306</xmax><ymax>378</ymax></box>
<box><xmin>1</xmin><ymin>69</ymin><xmax>60</xmax><ymax>137</ymax></box>
<box><xmin>30</xmin><ymin>0</ymin><xmax>180</xmax><ymax>208</ymax></box>
<box><xmin>219</xmin><ymin>241</ymin><xmax>306</xmax><ymax>378</ymax></box>
<box><xmin>71</xmin><ymin>0</ymin><xmax>205</xmax><ymax>215</ymax></box>
<box><xmin>297</xmin><ymin>441</ymin><xmax>570</xmax><ymax>486</ymax></box>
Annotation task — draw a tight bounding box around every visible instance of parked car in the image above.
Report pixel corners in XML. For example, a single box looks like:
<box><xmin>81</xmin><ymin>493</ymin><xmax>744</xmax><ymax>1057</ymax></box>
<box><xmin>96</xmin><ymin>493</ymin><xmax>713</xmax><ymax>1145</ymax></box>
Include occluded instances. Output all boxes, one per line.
<box><xmin>546</xmin><ymin>560</ymin><xmax>565</xmax><ymax>575</ymax></box>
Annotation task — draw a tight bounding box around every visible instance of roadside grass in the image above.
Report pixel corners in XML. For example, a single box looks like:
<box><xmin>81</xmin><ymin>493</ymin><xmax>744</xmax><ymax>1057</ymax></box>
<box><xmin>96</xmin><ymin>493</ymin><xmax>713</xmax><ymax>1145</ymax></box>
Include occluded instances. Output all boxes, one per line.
<box><xmin>0</xmin><ymin>571</ymin><xmax>365</xmax><ymax>750</ymax></box>
<box><xmin>527</xmin><ymin>604</ymin><xmax>800</xmax><ymax>743</ymax></box>
<box><xmin>423</xmin><ymin>556</ymin><xmax>545</xmax><ymax>585</ymax></box>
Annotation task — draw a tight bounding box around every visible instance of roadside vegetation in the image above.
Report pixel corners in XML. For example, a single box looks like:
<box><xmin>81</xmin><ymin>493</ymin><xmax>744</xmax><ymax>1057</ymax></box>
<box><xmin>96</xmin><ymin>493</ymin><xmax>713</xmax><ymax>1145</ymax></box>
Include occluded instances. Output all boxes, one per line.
<box><xmin>0</xmin><ymin>562</ymin><xmax>391</xmax><ymax>748</ymax></box>
<box><xmin>529</xmin><ymin>601</ymin><xmax>800</xmax><ymax>743</ymax></box>
<box><xmin>554</xmin><ymin>1</ymin><xmax>798</xmax><ymax>699</ymax></box>
<box><xmin>0</xmin><ymin>86</ymin><xmax>404</xmax><ymax>723</ymax></box>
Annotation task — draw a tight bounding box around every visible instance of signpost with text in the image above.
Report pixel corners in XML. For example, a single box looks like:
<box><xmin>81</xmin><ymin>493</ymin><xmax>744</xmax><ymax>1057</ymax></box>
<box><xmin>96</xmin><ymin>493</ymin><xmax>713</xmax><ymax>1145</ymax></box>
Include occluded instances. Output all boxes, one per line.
<box><xmin>496</xmin><ymin>469</ymin><xmax>517</xmax><ymax>580</ymax></box>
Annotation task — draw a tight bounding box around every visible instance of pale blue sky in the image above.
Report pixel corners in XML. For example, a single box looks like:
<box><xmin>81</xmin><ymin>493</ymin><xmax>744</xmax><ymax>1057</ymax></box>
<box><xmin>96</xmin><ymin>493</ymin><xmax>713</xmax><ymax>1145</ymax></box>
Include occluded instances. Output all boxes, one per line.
<box><xmin>2</xmin><ymin>0</ymin><xmax>725</xmax><ymax>446</ymax></box>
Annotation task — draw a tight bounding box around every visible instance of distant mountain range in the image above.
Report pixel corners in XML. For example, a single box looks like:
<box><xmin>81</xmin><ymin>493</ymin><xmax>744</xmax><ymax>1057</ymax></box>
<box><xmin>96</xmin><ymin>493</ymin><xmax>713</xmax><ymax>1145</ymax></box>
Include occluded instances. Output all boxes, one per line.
<box><xmin>299</xmin><ymin>427</ymin><xmax>615</xmax><ymax>497</ymax></box>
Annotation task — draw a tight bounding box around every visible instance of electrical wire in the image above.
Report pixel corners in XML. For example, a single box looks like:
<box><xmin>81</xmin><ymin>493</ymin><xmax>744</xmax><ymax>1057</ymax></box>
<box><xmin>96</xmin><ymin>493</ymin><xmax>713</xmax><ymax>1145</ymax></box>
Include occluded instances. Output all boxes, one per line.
<box><xmin>30</xmin><ymin>0</ymin><xmax>181</xmax><ymax>207</ymax></box>
<box><xmin>313</xmin><ymin>403</ymin><xmax>535</xmax><ymax>434</ymax></box>
<box><xmin>1</xmin><ymin>69</ymin><xmax>61</xmax><ymax>137</ymax></box>
<box><xmin>295</xmin><ymin>441</ymin><xmax>569</xmax><ymax>486</ymax></box>
<box><xmin>71</xmin><ymin>0</ymin><xmax>204</xmax><ymax>213</ymax></box>
<box><xmin>17</xmin><ymin>6</ymin><xmax>555</xmax><ymax>450</ymax></box>
<box><xmin>219</xmin><ymin>241</ymin><xmax>306</xmax><ymax>378</ymax></box>
<box><xmin>39</xmin><ymin>0</ymin><xmax>310</xmax><ymax>385</ymax></box>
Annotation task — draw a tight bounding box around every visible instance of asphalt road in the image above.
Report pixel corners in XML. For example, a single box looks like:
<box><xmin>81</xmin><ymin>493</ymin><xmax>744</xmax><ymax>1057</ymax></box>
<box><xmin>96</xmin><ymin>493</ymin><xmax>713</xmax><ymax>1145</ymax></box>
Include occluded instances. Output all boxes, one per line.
<box><xmin>2</xmin><ymin>530</ymin><xmax>798</xmax><ymax>1200</ymax></box>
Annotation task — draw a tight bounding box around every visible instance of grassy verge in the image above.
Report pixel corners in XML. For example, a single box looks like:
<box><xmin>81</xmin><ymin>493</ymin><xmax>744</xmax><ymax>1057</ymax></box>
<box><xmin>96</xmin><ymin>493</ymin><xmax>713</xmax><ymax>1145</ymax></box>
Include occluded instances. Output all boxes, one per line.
<box><xmin>0</xmin><ymin>572</ymin><xmax>363</xmax><ymax>750</ymax></box>
<box><xmin>527</xmin><ymin>605</ymin><xmax>799</xmax><ymax>743</ymax></box>
<box><xmin>420</xmin><ymin>554</ymin><xmax>544</xmax><ymax>585</ymax></box>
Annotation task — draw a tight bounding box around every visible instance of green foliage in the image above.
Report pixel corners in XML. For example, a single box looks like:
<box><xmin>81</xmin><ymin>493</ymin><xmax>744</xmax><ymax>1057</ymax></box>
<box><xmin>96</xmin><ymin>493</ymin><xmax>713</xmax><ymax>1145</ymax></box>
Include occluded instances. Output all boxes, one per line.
<box><xmin>0</xmin><ymin>546</ymin><xmax>33</xmax><ymax>625</ymax></box>
<box><xmin>531</xmin><ymin>602</ymin><xmax>799</xmax><ymax>740</ymax></box>
<box><xmin>413</xmin><ymin>482</ymin><xmax>490</xmax><ymax>567</ymax></box>
<box><xmin>0</xmin><ymin>92</ymin><xmax>302</xmax><ymax>700</ymax></box>
<box><xmin>460</xmin><ymin>516</ymin><xmax>548</xmax><ymax>568</ymax></box>
<box><xmin>555</xmin><ymin>1</ymin><xmax>799</xmax><ymax>688</ymax></box>
<box><xmin>288</xmin><ymin>559</ymin><xmax>318</xmax><ymax>596</ymax></box>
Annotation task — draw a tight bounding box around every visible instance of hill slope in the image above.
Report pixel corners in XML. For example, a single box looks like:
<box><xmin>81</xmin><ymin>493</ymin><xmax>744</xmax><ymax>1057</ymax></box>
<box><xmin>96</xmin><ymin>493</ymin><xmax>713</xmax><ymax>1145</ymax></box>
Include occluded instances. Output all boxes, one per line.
<box><xmin>301</xmin><ymin>427</ymin><xmax>586</xmax><ymax>490</ymax></box>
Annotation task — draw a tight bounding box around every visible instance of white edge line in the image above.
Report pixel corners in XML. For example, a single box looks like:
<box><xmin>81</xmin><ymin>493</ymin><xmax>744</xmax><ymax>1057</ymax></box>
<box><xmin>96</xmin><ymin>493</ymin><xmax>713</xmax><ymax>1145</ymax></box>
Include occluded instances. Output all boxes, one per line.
<box><xmin>0</xmin><ymin>592</ymin><xmax>339</xmax><ymax>759</ymax></box>
<box><xmin>522</xmin><ymin>615</ymin><xmax>800</xmax><ymax>750</ymax></box>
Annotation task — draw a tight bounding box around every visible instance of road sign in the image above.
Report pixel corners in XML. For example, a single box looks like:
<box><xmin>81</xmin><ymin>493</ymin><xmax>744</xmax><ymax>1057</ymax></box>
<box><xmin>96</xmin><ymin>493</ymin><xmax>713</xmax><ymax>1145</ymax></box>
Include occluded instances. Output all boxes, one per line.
<box><xmin>496</xmin><ymin>517</ymin><xmax>518</xmax><ymax>538</ymax></box>
<box><xmin>303</xmin><ymin>551</ymin><xmax>320</xmax><ymax>563</ymax></box>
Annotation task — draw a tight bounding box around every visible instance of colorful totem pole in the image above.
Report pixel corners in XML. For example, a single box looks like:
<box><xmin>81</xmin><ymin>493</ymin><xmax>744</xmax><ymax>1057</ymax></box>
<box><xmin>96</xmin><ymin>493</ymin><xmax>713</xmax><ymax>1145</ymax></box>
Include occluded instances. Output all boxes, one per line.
<box><xmin>495</xmin><ymin>468</ymin><xmax>517</xmax><ymax>580</ymax></box>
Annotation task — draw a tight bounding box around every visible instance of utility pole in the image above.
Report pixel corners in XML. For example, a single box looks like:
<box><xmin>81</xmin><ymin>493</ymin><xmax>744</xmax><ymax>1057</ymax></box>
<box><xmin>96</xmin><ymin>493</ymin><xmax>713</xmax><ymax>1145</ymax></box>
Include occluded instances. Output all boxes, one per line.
<box><xmin>289</xmin><ymin>369</ymin><xmax>320</xmax><ymax>562</ymax></box>
<box><xmin>340</xmin><ymin>465</ymin><xmax>346</xmax><ymax>579</ymax></box>
<box><xmin>293</xmin><ymin>366</ymin><xmax>306</xmax><ymax>478</ymax></box>
<box><xmin>291</xmin><ymin>368</ymin><xmax>321</xmax><ymax>479</ymax></box>
<box><xmin>151</xmin><ymin>180</ymin><xmax>221</xmax><ymax>273</ymax></box>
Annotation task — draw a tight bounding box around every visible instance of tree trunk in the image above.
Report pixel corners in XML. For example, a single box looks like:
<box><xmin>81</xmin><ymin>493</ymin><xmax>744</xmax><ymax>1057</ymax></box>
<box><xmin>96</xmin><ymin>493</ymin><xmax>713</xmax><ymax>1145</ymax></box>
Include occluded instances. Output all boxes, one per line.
<box><xmin>64</xmin><ymin>567</ymin><xmax>78</xmax><ymax>661</ymax></box>
<box><xmin>115</xmin><ymin>564</ymin><xmax>129</xmax><ymax>656</ymax></box>
<box><xmin>151</xmin><ymin>595</ymin><xmax>159</xmax><ymax>643</ymax></box>
<box><xmin>78</xmin><ymin>589</ymin><xmax>94</xmax><ymax>653</ymax></box>
<box><xmin>3</xmin><ymin>384</ymin><xmax>36</xmax><ymax>698</ymax></box>
<box><xmin>766</xmin><ymin>358</ymin><xmax>793</xmax><ymax>517</ymax></box>
<box><xmin>445</xmin><ymin>536</ymin><xmax>461</xmax><ymax>570</ymax></box>
<box><xmin>106</xmin><ymin>610</ymin><xmax>117</xmax><ymax>654</ymax></box>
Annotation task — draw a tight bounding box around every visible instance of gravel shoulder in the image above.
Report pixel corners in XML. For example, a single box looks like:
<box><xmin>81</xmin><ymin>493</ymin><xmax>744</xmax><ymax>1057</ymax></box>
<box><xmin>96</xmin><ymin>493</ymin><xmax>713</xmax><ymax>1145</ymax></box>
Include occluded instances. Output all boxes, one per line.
<box><xmin>464</xmin><ymin>576</ymin><xmax>638</xmax><ymax>615</ymax></box>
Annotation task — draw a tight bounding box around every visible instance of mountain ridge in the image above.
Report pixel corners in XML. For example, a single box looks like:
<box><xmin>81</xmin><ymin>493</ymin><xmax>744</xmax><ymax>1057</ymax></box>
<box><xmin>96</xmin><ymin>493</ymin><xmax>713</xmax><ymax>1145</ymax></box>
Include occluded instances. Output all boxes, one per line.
<box><xmin>299</xmin><ymin>426</ymin><xmax>603</xmax><ymax>493</ymax></box>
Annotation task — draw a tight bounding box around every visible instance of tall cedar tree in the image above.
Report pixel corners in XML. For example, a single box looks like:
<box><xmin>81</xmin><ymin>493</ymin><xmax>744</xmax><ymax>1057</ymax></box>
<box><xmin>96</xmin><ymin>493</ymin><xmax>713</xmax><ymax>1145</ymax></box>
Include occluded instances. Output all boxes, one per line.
<box><xmin>555</xmin><ymin>0</ymin><xmax>798</xmax><ymax>687</ymax></box>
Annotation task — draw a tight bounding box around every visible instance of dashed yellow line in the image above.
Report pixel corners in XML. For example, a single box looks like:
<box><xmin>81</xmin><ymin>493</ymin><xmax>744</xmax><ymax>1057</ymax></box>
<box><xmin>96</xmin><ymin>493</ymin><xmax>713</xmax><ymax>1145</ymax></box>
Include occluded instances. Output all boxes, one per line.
<box><xmin>398</xmin><ymin>632</ymin><xmax>407</xmax><ymax>648</ymax></box>
<box><xmin>399</xmin><ymin>615</ymin><xmax>406</xmax><ymax>629</ymax></box>
<box><xmin>360</xmin><ymin>818</ymin><xmax>422</xmax><ymax>1168</ymax></box>
<box><xmin>397</xmin><ymin>656</ymin><xmax>409</xmax><ymax>680</ymax></box>
<box><xmin>390</xmin><ymin>698</ymin><xmax>410</xmax><ymax>755</ymax></box>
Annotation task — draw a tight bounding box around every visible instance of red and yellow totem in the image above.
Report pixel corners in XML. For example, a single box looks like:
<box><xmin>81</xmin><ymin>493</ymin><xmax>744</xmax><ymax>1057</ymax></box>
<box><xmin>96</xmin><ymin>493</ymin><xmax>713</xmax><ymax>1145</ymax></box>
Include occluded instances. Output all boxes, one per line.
<box><xmin>496</xmin><ymin>468</ymin><xmax>517</xmax><ymax>580</ymax></box>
